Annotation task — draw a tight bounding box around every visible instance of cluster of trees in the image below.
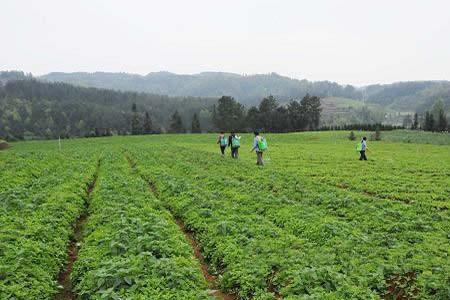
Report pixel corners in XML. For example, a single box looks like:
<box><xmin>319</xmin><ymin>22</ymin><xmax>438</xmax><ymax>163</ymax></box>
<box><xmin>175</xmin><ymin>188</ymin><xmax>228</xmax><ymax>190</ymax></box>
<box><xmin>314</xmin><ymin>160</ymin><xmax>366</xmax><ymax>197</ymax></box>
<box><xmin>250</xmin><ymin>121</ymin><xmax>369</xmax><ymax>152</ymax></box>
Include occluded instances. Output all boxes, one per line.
<box><xmin>128</xmin><ymin>105</ymin><xmax>202</xmax><ymax>135</ymax></box>
<box><xmin>130</xmin><ymin>103</ymin><xmax>159</xmax><ymax>135</ymax></box>
<box><xmin>144</xmin><ymin>94</ymin><xmax>322</xmax><ymax>134</ymax></box>
<box><xmin>401</xmin><ymin>100</ymin><xmax>449</xmax><ymax>132</ymax></box>
<box><xmin>212</xmin><ymin>94</ymin><xmax>322</xmax><ymax>133</ymax></box>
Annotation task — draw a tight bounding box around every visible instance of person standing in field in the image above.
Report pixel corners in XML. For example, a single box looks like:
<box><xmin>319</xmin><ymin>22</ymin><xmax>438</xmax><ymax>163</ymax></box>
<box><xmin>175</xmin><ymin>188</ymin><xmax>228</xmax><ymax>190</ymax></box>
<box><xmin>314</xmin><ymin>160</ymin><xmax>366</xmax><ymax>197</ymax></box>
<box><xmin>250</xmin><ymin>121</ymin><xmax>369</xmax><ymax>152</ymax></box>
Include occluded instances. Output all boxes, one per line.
<box><xmin>251</xmin><ymin>131</ymin><xmax>267</xmax><ymax>166</ymax></box>
<box><xmin>228</xmin><ymin>132</ymin><xmax>241</xmax><ymax>158</ymax></box>
<box><xmin>359</xmin><ymin>136</ymin><xmax>368</xmax><ymax>160</ymax></box>
<box><xmin>217</xmin><ymin>132</ymin><xmax>227</xmax><ymax>157</ymax></box>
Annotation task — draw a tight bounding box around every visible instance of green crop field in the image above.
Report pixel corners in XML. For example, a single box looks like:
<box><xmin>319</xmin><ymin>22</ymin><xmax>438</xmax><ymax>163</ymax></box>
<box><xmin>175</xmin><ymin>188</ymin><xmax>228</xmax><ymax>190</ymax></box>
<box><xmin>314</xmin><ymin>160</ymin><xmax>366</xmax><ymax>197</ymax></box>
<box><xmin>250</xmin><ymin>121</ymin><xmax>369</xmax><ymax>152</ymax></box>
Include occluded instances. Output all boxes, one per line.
<box><xmin>1</xmin><ymin>131</ymin><xmax>449</xmax><ymax>300</ymax></box>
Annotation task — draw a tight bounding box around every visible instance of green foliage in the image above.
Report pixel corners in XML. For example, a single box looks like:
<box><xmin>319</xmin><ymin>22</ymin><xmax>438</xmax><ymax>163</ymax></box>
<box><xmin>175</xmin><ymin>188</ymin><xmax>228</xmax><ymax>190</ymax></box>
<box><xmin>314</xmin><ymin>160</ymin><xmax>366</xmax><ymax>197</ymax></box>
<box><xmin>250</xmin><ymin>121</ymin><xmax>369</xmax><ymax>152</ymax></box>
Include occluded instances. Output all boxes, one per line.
<box><xmin>0</xmin><ymin>147</ymin><xmax>97</xmax><ymax>299</ymax></box>
<box><xmin>1</xmin><ymin>131</ymin><xmax>449</xmax><ymax>299</ymax></box>
<box><xmin>123</xmin><ymin>132</ymin><xmax>450</xmax><ymax>299</ymax></box>
<box><xmin>213</xmin><ymin>96</ymin><xmax>245</xmax><ymax>132</ymax></box>
<box><xmin>71</xmin><ymin>152</ymin><xmax>208</xmax><ymax>299</ymax></box>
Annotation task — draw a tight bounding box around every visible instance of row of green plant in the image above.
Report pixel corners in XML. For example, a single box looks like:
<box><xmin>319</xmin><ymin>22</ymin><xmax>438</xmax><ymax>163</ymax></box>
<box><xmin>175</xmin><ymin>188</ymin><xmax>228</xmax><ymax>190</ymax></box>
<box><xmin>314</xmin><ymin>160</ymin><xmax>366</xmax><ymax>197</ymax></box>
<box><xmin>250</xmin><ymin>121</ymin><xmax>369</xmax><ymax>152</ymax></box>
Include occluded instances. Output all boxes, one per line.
<box><xmin>0</xmin><ymin>150</ymin><xmax>97</xmax><ymax>299</ymax></box>
<box><xmin>128</xmin><ymin>141</ymin><xmax>449</xmax><ymax>299</ymax></box>
<box><xmin>71</xmin><ymin>151</ymin><xmax>210</xmax><ymax>299</ymax></box>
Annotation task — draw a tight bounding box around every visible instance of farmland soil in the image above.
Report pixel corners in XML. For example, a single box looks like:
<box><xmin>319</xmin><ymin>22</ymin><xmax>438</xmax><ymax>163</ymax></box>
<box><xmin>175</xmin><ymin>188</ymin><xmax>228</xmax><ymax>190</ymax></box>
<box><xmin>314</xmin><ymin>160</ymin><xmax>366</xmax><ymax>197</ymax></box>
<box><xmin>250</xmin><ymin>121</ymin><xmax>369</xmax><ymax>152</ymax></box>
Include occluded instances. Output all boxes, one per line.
<box><xmin>174</xmin><ymin>218</ymin><xmax>236</xmax><ymax>300</ymax></box>
<box><xmin>384</xmin><ymin>272</ymin><xmax>418</xmax><ymax>300</ymax></box>
<box><xmin>54</xmin><ymin>160</ymin><xmax>100</xmax><ymax>300</ymax></box>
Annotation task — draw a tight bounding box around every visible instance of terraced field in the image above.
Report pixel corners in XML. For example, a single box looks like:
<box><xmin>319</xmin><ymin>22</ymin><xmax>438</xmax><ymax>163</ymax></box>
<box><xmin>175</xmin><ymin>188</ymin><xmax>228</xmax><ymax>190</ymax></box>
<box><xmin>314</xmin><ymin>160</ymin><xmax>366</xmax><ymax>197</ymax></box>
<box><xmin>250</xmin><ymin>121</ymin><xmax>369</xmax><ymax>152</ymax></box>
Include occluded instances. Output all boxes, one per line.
<box><xmin>1</xmin><ymin>131</ymin><xmax>449</xmax><ymax>299</ymax></box>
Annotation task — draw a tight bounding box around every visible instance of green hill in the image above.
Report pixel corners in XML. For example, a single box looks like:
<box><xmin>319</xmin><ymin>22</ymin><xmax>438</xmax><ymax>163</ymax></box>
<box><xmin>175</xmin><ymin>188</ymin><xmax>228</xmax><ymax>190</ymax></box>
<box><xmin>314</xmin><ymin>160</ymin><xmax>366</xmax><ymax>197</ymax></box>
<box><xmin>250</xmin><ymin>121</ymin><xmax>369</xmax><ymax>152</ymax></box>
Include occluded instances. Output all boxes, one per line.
<box><xmin>39</xmin><ymin>71</ymin><xmax>450</xmax><ymax>114</ymax></box>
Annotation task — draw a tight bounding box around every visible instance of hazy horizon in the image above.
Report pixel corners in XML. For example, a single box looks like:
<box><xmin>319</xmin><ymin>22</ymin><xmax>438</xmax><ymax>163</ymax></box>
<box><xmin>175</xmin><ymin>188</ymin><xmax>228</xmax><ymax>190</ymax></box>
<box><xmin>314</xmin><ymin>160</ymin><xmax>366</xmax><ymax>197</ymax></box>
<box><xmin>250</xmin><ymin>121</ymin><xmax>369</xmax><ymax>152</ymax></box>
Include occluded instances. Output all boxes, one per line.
<box><xmin>2</xmin><ymin>0</ymin><xmax>450</xmax><ymax>86</ymax></box>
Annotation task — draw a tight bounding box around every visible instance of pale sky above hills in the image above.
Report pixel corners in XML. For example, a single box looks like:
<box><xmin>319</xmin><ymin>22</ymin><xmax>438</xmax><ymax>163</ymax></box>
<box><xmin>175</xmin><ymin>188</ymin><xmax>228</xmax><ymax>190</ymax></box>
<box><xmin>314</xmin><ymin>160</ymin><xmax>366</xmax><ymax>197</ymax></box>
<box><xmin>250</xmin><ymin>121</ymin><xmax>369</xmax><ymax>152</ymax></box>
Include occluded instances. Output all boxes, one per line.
<box><xmin>2</xmin><ymin>0</ymin><xmax>450</xmax><ymax>85</ymax></box>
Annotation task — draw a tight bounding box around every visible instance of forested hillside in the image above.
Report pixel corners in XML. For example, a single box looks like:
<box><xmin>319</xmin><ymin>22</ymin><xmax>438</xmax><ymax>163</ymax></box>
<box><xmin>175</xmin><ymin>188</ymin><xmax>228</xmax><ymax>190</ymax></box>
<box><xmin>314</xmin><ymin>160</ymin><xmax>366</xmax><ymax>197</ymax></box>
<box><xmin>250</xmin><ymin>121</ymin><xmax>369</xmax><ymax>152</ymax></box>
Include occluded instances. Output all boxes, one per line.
<box><xmin>41</xmin><ymin>71</ymin><xmax>361</xmax><ymax>105</ymax></box>
<box><xmin>40</xmin><ymin>71</ymin><xmax>450</xmax><ymax>113</ymax></box>
<box><xmin>0</xmin><ymin>78</ymin><xmax>215</xmax><ymax>140</ymax></box>
<box><xmin>0</xmin><ymin>77</ymin><xmax>323</xmax><ymax>140</ymax></box>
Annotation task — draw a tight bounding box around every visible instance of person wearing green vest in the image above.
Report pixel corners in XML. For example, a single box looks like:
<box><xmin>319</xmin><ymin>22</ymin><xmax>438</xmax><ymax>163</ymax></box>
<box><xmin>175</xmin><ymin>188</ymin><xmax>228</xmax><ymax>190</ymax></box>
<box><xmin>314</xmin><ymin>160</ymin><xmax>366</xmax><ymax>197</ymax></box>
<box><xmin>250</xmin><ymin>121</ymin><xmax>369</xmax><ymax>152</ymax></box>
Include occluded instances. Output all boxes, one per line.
<box><xmin>228</xmin><ymin>132</ymin><xmax>241</xmax><ymax>159</ymax></box>
<box><xmin>217</xmin><ymin>132</ymin><xmax>227</xmax><ymax>157</ymax></box>
<box><xmin>251</xmin><ymin>131</ymin><xmax>268</xmax><ymax>165</ymax></box>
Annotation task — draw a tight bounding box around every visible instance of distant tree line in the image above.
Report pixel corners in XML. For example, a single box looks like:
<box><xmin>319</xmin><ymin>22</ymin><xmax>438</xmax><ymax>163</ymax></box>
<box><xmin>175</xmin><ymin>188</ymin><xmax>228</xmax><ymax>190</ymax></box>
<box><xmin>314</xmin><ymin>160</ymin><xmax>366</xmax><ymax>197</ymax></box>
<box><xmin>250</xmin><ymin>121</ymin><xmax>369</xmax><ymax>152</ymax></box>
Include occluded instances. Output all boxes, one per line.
<box><xmin>129</xmin><ymin>94</ymin><xmax>323</xmax><ymax>134</ymax></box>
<box><xmin>320</xmin><ymin>123</ymin><xmax>404</xmax><ymax>131</ymax></box>
<box><xmin>401</xmin><ymin>100</ymin><xmax>449</xmax><ymax>132</ymax></box>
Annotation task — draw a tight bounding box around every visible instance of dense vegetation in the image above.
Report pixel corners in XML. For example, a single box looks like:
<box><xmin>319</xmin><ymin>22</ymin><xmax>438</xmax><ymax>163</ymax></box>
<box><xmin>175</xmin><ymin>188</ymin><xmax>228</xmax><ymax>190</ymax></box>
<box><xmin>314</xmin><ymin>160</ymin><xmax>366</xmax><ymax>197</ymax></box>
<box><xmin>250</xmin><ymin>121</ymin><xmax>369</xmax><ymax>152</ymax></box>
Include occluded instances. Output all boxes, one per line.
<box><xmin>72</xmin><ymin>152</ymin><xmax>208</xmax><ymax>299</ymax></box>
<box><xmin>1</xmin><ymin>131</ymin><xmax>449</xmax><ymax>299</ymax></box>
<box><xmin>212</xmin><ymin>95</ymin><xmax>321</xmax><ymax>132</ymax></box>
<box><xmin>0</xmin><ymin>146</ymin><xmax>98</xmax><ymax>298</ymax></box>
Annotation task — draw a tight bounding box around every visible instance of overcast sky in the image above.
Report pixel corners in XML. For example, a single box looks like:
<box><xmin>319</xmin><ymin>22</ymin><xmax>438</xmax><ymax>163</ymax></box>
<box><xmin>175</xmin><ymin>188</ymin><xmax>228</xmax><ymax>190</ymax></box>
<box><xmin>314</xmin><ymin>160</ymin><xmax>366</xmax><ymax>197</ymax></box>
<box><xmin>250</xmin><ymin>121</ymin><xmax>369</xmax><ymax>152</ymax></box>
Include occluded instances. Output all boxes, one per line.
<box><xmin>2</xmin><ymin>0</ymin><xmax>450</xmax><ymax>85</ymax></box>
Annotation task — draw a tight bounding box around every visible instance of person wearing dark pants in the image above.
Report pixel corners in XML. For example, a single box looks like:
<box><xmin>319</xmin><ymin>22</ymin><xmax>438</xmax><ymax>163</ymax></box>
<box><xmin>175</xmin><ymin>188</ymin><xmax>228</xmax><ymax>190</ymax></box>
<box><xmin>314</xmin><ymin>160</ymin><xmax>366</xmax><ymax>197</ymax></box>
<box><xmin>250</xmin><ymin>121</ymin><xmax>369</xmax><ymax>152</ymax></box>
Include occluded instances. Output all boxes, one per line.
<box><xmin>359</xmin><ymin>136</ymin><xmax>368</xmax><ymax>160</ymax></box>
<box><xmin>256</xmin><ymin>150</ymin><xmax>264</xmax><ymax>165</ymax></box>
<box><xmin>231</xmin><ymin>147</ymin><xmax>238</xmax><ymax>158</ymax></box>
<box><xmin>228</xmin><ymin>132</ymin><xmax>240</xmax><ymax>159</ymax></box>
<box><xmin>359</xmin><ymin>150</ymin><xmax>367</xmax><ymax>160</ymax></box>
<box><xmin>217</xmin><ymin>132</ymin><xmax>227</xmax><ymax>157</ymax></box>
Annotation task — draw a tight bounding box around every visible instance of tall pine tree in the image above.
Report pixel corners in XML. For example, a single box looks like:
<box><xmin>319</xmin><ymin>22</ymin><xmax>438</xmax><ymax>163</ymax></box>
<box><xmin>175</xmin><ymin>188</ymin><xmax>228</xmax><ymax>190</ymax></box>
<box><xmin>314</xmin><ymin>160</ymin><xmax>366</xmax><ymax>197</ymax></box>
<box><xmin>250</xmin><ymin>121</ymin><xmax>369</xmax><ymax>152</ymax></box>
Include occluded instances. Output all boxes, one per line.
<box><xmin>191</xmin><ymin>113</ymin><xmax>201</xmax><ymax>133</ymax></box>
<box><xmin>424</xmin><ymin>111</ymin><xmax>435</xmax><ymax>131</ymax></box>
<box><xmin>131</xmin><ymin>103</ymin><xmax>141</xmax><ymax>135</ymax></box>
<box><xmin>433</xmin><ymin>100</ymin><xmax>448</xmax><ymax>131</ymax></box>
<box><xmin>169</xmin><ymin>110</ymin><xmax>185</xmax><ymax>133</ymax></box>
<box><xmin>412</xmin><ymin>113</ymin><xmax>419</xmax><ymax>130</ymax></box>
<box><xmin>143</xmin><ymin>111</ymin><xmax>153</xmax><ymax>134</ymax></box>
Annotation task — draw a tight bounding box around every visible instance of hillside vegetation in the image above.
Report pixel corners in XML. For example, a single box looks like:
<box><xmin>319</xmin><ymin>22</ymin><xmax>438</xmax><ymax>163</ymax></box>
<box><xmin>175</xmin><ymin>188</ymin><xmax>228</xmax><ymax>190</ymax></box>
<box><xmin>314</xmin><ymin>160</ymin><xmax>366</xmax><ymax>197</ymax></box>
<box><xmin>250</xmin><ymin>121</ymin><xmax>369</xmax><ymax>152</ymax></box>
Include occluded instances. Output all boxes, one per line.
<box><xmin>39</xmin><ymin>71</ymin><xmax>450</xmax><ymax>113</ymax></box>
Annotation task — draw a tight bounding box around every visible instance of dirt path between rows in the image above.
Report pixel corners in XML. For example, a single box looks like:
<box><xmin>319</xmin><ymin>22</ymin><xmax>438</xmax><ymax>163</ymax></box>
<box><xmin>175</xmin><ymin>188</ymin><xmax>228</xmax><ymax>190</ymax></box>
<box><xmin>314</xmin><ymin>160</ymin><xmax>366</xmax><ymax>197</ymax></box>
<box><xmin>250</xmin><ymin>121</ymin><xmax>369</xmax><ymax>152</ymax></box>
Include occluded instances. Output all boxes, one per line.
<box><xmin>55</xmin><ymin>159</ymin><xmax>101</xmax><ymax>300</ymax></box>
<box><xmin>124</xmin><ymin>153</ymin><xmax>236</xmax><ymax>300</ymax></box>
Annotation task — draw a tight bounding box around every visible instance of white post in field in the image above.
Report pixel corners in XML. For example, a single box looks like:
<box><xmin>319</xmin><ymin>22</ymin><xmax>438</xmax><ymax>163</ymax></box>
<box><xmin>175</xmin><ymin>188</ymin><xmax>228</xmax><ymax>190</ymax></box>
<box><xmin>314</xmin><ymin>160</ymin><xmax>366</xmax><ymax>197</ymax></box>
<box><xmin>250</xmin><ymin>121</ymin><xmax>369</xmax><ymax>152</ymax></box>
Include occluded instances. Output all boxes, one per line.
<box><xmin>58</xmin><ymin>136</ymin><xmax>61</xmax><ymax>152</ymax></box>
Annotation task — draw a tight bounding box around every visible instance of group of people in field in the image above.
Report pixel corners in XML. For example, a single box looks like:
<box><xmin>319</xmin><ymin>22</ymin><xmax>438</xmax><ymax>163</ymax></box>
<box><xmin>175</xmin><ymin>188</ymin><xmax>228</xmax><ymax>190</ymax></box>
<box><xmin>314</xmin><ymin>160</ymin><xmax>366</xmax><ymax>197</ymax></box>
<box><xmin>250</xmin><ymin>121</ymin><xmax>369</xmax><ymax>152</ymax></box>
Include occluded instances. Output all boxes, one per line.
<box><xmin>217</xmin><ymin>131</ymin><xmax>268</xmax><ymax>165</ymax></box>
<box><xmin>217</xmin><ymin>133</ymin><xmax>369</xmax><ymax>165</ymax></box>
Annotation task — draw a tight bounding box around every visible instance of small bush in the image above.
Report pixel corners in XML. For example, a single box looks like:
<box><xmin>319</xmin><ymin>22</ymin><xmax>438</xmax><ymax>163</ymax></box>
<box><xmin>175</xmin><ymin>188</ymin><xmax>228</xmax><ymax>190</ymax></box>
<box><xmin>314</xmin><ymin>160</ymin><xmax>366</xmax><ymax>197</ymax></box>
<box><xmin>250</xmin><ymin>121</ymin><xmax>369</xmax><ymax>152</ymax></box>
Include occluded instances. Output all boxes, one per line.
<box><xmin>348</xmin><ymin>131</ymin><xmax>356</xmax><ymax>141</ymax></box>
<box><xmin>374</xmin><ymin>127</ymin><xmax>382</xmax><ymax>141</ymax></box>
